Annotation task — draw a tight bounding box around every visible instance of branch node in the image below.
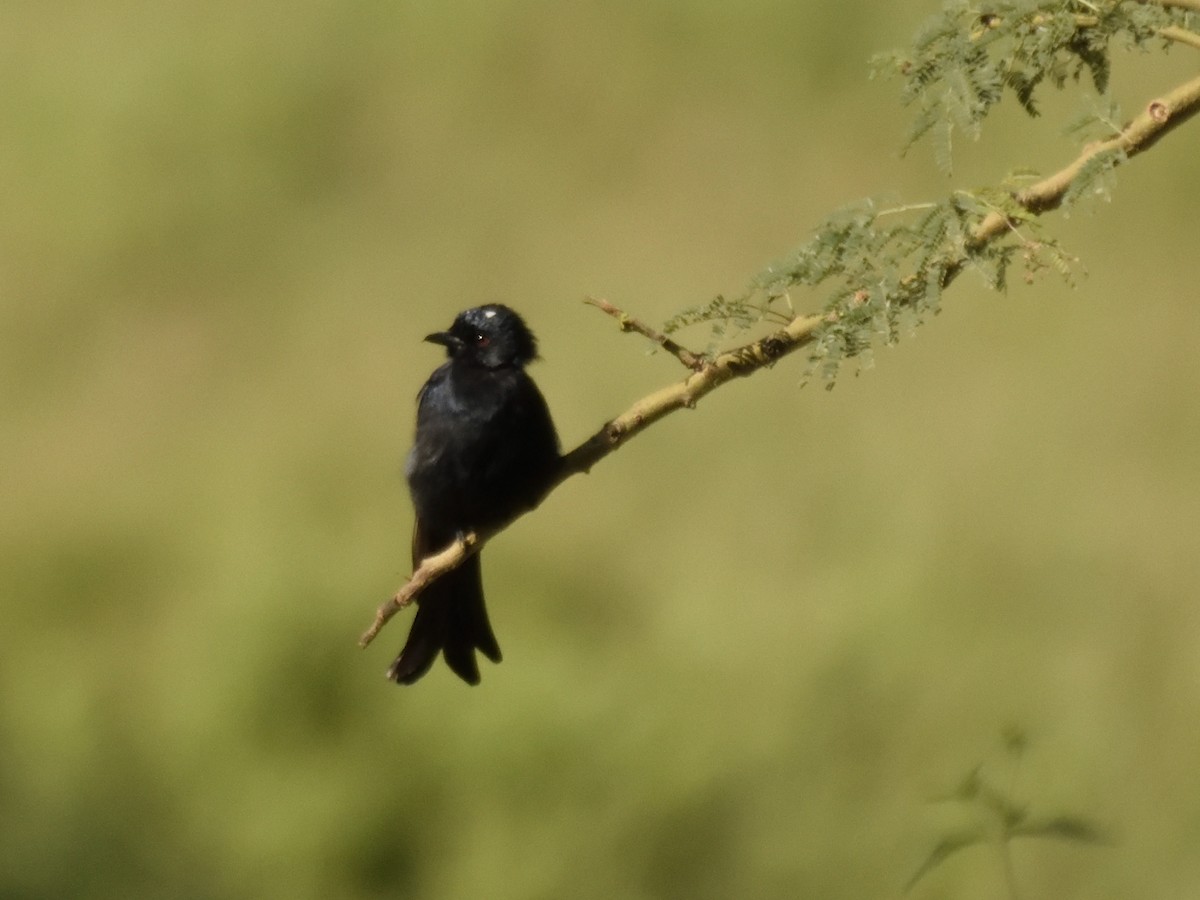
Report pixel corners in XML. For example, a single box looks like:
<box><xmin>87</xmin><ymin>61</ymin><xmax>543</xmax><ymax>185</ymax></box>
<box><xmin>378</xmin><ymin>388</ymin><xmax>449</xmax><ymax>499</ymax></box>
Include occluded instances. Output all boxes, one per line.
<box><xmin>759</xmin><ymin>335</ymin><xmax>788</xmax><ymax>361</ymax></box>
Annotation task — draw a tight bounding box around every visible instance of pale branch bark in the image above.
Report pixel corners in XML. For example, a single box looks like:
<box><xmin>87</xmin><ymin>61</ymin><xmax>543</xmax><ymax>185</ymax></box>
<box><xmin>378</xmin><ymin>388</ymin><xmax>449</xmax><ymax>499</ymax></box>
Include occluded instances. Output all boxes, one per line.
<box><xmin>1160</xmin><ymin>25</ymin><xmax>1200</xmax><ymax>49</ymax></box>
<box><xmin>970</xmin><ymin>71</ymin><xmax>1200</xmax><ymax>244</ymax></box>
<box><xmin>359</xmin><ymin>65</ymin><xmax>1200</xmax><ymax>652</ymax></box>
<box><xmin>359</xmin><ymin>534</ymin><xmax>479</xmax><ymax>647</ymax></box>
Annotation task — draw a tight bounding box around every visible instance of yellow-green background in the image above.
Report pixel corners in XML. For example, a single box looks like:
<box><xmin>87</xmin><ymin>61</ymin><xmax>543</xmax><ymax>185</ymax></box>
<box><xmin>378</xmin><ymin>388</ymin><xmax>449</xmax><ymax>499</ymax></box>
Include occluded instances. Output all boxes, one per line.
<box><xmin>3</xmin><ymin>3</ymin><xmax>1199</xmax><ymax>898</ymax></box>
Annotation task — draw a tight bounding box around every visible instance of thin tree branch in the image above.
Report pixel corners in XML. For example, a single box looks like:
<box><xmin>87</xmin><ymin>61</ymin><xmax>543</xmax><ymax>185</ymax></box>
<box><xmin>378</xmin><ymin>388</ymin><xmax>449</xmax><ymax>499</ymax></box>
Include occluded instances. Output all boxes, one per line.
<box><xmin>360</xmin><ymin>67</ymin><xmax>1200</xmax><ymax>652</ymax></box>
<box><xmin>1159</xmin><ymin>24</ymin><xmax>1200</xmax><ymax>49</ymax></box>
<box><xmin>359</xmin><ymin>533</ymin><xmax>479</xmax><ymax>647</ymax></box>
<box><xmin>971</xmin><ymin>71</ymin><xmax>1200</xmax><ymax>241</ymax></box>
<box><xmin>584</xmin><ymin>296</ymin><xmax>708</xmax><ymax>370</ymax></box>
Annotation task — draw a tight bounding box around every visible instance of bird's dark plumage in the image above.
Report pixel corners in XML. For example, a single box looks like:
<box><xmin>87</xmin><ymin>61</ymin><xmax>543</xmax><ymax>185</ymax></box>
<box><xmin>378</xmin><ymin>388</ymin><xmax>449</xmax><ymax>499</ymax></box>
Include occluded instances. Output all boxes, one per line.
<box><xmin>387</xmin><ymin>305</ymin><xmax>560</xmax><ymax>686</ymax></box>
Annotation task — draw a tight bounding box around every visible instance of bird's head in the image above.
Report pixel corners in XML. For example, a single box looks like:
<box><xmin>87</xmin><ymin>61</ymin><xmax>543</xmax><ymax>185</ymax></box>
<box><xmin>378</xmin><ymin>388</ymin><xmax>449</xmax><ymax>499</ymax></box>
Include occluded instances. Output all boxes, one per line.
<box><xmin>425</xmin><ymin>304</ymin><xmax>539</xmax><ymax>368</ymax></box>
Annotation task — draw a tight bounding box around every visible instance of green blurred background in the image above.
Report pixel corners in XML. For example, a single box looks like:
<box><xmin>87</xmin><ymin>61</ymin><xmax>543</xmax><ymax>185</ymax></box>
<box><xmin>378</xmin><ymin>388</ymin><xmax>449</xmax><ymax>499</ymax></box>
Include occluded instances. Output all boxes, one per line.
<box><xmin>3</xmin><ymin>2</ymin><xmax>1199</xmax><ymax>898</ymax></box>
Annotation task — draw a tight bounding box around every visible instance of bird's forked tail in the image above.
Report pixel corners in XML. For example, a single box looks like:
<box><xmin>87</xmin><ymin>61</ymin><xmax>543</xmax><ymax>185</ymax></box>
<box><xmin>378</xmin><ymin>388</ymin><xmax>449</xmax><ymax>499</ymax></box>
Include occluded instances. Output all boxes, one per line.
<box><xmin>387</xmin><ymin>553</ymin><xmax>502</xmax><ymax>685</ymax></box>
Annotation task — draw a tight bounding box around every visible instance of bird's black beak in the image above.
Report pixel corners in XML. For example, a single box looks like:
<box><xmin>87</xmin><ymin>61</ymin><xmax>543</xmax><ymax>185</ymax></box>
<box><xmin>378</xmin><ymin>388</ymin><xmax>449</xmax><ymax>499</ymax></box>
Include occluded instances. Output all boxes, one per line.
<box><xmin>424</xmin><ymin>331</ymin><xmax>462</xmax><ymax>351</ymax></box>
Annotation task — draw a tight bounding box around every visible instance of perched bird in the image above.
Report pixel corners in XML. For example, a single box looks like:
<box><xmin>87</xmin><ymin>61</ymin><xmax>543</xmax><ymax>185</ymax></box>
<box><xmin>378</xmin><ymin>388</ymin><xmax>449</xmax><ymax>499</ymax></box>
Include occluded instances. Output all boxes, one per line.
<box><xmin>388</xmin><ymin>305</ymin><xmax>561</xmax><ymax>685</ymax></box>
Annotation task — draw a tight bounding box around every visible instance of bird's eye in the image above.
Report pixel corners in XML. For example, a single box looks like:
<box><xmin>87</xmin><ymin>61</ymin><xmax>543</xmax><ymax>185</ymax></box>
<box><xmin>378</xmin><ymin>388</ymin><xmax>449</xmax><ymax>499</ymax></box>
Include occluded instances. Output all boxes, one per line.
<box><xmin>474</xmin><ymin>333</ymin><xmax>490</xmax><ymax>347</ymax></box>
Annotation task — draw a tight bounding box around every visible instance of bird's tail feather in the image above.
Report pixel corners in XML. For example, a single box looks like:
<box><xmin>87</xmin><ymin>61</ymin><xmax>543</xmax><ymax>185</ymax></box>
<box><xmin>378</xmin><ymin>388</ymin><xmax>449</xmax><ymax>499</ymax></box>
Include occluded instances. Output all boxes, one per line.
<box><xmin>387</xmin><ymin>554</ymin><xmax>501</xmax><ymax>686</ymax></box>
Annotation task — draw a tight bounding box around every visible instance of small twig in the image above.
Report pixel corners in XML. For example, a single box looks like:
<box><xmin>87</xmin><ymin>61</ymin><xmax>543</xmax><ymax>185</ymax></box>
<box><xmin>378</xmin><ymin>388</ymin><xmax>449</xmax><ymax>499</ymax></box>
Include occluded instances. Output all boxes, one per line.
<box><xmin>584</xmin><ymin>296</ymin><xmax>708</xmax><ymax>370</ymax></box>
<box><xmin>877</xmin><ymin>201</ymin><xmax>941</xmax><ymax>218</ymax></box>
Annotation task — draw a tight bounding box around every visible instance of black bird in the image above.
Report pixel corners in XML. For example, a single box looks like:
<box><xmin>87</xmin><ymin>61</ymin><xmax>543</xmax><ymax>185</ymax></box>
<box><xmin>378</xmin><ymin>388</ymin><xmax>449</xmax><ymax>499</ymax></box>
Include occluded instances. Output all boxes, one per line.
<box><xmin>388</xmin><ymin>305</ymin><xmax>561</xmax><ymax>685</ymax></box>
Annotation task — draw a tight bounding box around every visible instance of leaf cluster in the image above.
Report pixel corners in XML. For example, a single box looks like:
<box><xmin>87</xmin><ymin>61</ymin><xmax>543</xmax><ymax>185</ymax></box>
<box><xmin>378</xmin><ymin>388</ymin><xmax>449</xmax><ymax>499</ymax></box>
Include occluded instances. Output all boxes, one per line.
<box><xmin>873</xmin><ymin>0</ymin><xmax>1185</xmax><ymax>171</ymax></box>
<box><xmin>664</xmin><ymin>190</ymin><xmax>1078</xmax><ymax>387</ymax></box>
<box><xmin>907</xmin><ymin>729</ymin><xmax>1108</xmax><ymax>893</ymax></box>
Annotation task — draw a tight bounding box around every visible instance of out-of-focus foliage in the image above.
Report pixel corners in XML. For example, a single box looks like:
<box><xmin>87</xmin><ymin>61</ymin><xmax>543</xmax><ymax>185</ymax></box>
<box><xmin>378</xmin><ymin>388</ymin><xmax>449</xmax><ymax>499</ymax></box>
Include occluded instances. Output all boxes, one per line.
<box><xmin>907</xmin><ymin>730</ymin><xmax>1108</xmax><ymax>893</ymax></box>
<box><xmin>3</xmin><ymin>2</ymin><xmax>1200</xmax><ymax>899</ymax></box>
